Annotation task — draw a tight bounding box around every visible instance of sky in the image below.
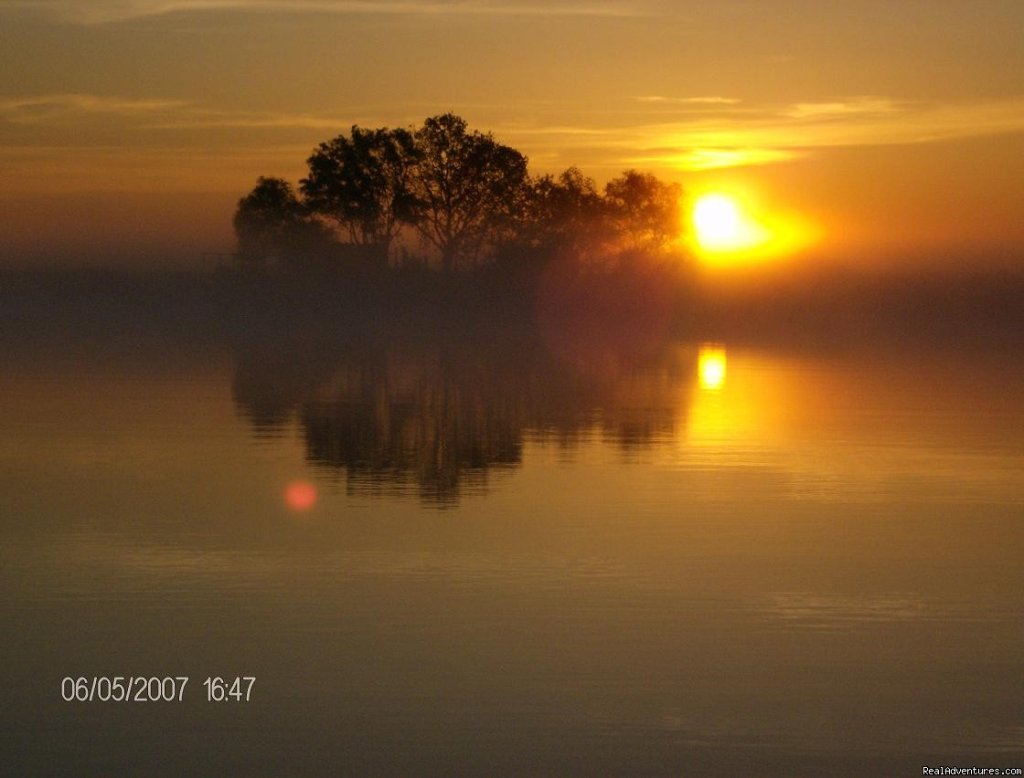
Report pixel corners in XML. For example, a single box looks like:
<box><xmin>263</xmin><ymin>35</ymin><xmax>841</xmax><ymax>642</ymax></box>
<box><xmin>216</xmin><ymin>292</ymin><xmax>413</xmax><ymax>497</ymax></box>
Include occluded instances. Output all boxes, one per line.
<box><xmin>1</xmin><ymin>0</ymin><xmax>1023</xmax><ymax>268</ymax></box>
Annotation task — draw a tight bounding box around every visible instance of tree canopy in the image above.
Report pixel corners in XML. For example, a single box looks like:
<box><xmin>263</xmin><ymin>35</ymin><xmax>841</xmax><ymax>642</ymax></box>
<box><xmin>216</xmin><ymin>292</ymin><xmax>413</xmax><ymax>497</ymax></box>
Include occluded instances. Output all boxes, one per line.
<box><xmin>300</xmin><ymin>126</ymin><xmax>417</xmax><ymax>261</ymax></box>
<box><xmin>603</xmin><ymin>170</ymin><xmax>683</xmax><ymax>254</ymax></box>
<box><xmin>521</xmin><ymin>167</ymin><xmax>607</xmax><ymax>256</ymax></box>
<box><xmin>233</xmin><ymin>176</ymin><xmax>331</xmax><ymax>265</ymax></box>
<box><xmin>409</xmin><ymin>113</ymin><xmax>529</xmax><ymax>271</ymax></box>
<box><xmin>233</xmin><ymin>114</ymin><xmax>686</xmax><ymax>273</ymax></box>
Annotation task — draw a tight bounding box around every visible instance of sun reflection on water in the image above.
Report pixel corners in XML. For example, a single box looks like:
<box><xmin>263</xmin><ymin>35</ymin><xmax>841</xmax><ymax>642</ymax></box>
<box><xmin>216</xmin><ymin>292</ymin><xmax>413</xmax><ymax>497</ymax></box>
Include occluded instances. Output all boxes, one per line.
<box><xmin>684</xmin><ymin>344</ymin><xmax>791</xmax><ymax>449</ymax></box>
<box><xmin>698</xmin><ymin>344</ymin><xmax>727</xmax><ymax>391</ymax></box>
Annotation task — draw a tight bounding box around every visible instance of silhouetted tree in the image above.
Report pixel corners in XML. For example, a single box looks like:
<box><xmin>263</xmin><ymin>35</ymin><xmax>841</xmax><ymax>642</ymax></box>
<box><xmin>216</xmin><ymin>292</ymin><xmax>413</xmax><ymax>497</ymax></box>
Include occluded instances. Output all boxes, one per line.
<box><xmin>603</xmin><ymin>169</ymin><xmax>683</xmax><ymax>254</ymax></box>
<box><xmin>521</xmin><ymin>167</ymin><xmax>608</xmax><ymax>256</ymax></box>
<box><xmin>234</xmin><ymin>177</ymin><xmax>331</xmax><ymax>266</ymax></box>
<box><xmin>409</xmin><ymin>114</ymin><xmax>529</xmax><ymax>271</ymax></box>
<box><xmin>301</xmin><ymin>126</ymin><xmax>418</xmax><ymax>264</ymax></box>
<box><xmin>233</xmin><ymin>119</ymin><xmax>691</xmax><ymax>279</ymax></box>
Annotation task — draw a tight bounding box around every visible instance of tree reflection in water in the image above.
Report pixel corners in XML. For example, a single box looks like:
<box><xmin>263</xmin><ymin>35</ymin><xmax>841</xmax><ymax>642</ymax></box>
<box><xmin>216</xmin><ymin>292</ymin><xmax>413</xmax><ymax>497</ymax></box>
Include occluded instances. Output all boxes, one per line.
<box><xmin>233</xmin><ymin>325</ymin><xmax>693</xmax><ymax>505</ymax></box>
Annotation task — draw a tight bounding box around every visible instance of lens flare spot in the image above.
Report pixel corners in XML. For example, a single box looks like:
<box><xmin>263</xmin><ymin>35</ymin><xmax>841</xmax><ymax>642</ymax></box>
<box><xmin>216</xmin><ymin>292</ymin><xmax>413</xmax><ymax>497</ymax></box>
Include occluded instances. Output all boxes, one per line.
<box><xmin>285</xmin><ymin>479</ymin><xmax>318</xmax><ymax>511</ymax></box>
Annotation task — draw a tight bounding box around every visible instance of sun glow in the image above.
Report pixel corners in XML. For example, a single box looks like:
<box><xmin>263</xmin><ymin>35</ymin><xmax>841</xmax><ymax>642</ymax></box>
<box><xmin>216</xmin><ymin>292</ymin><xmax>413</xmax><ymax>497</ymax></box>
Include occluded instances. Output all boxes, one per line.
<box><xmin>689</xmin><ymin>189</ymin><xmax>818</xmax><ymax>266</ymax></box>
<box><xmin>698</xmin><ymin>344</ymin><xmax>727</xmax><ymax>391</ymax></box>
<box><xmin>692</xmin><ymin>193</ymin><xmax>769</xmax><ymax>254</ymax></box>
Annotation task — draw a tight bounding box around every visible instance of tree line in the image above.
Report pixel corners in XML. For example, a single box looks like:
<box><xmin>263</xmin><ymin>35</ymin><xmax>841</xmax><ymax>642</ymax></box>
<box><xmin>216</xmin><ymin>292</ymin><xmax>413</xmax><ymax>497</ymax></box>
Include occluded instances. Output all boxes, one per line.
<box><xmin>234</xmin><ymin>113</ymin><xmax>684</xmax><ymax>273</ymax></box>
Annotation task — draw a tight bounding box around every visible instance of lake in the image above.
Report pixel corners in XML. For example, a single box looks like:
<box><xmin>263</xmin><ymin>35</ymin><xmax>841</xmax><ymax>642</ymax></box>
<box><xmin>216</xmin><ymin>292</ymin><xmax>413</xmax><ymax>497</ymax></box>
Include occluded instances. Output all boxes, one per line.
<box><xmin>1</xmin><ymin>310</ymin><xmax>1022</xmax><ymax>775</ymax></box>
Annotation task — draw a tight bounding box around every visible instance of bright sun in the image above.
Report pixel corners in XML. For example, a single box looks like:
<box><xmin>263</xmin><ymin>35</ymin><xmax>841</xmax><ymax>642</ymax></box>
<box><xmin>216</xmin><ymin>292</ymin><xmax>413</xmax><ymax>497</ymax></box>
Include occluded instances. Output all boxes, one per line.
<box><xmin>693</xmin><ymin>195</ymin><xmax>742</xmax><ymax>247</ymax></box>
<box><xmin>688</xmin><ymin>189</ymin><xmax>819</xmax><ymax>266</ymax></box>
<box><xmin>691</xmin><ymin>193</ymin><xmax>767</xmax><ymax>255</ymax></box>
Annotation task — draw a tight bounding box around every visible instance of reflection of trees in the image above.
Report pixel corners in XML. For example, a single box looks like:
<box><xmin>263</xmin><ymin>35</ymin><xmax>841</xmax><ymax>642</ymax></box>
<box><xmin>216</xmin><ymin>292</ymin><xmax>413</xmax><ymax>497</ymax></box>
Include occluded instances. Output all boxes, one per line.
<box><xmin>301</xmin><ymin>353</ymin><xmax>522</xmax><ymax>503</ymax></box>
<box><xmin>233</xmin><ymin>327</ymin><xmax>692</xmax><ymax>505</ymax></box>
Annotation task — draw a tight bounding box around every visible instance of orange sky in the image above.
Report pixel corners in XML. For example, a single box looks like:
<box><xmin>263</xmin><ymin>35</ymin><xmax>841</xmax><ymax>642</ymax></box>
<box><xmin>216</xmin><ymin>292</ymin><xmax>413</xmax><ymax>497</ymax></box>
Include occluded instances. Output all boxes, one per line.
<box><xmin>1</xmin><ymin>0</ymin><xmax>1023</xmax><ymax>268</ymax></box>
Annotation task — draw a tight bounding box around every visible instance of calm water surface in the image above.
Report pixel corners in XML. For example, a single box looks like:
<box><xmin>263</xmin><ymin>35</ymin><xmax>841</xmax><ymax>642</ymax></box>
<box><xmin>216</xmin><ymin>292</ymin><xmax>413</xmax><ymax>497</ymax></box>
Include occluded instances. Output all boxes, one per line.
<box><xmin>1</xmin><ymin>329</ymin><xmax>1022</xmax><ymax>775</ymax></box>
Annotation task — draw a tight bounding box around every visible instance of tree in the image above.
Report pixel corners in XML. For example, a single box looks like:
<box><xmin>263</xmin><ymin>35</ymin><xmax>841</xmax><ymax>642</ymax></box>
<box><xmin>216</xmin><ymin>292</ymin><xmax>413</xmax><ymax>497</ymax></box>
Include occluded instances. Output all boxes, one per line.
<box><xmin>409</xmin><ymin>113</ymin><xmax>529</xmax><ymax>272</ymax></box>
<box><xmin>233</xmin><ymin>177</ymin><xmax>329</xmax><ymax>265</ymax></box>
<box><xmin>522</xmin><ymin>167</ymin><xmax>608</xmax><ymax>256</ymax></box>
<box><xmin>603</xmin><ymin>170</ymin><xmax>683</xmax><ymax>254</ymax></box>
<box><xmin>300</xmin><ymin>126</ymin><xmax>418</xmax><ymax>263</ymax></box>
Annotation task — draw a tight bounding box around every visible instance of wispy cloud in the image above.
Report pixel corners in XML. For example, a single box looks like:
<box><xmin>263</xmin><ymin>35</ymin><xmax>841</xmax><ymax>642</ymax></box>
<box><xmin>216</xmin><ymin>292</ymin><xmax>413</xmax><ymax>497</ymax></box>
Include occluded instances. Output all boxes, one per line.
<box><xmin>3</xmin><ymin>92</ymin><xmax>1024</xmax><ymax>183</ymax></box>
<box><xmin>503</xmin><ymin>95</ymin><xmax>1024</xmax><ymax>171</ymax></box>
<box><xmin>0</xmin><ymin>94</ymin><xmax>188</xmax><ymax>121</ymax></box>
<box><xmin>635</xmin><ymin>95</ymin><xmax>742</xmax><ymax>106</ymax></box>
<box><xmin>1</xmin><ymin>0</ymin><xmax>639</xmax><ymax>25</ymax></box>
<box><xmin>785</xmin><ymin>96</ymin><xmax>903</xmax><ymax>120</ymax></box>
<box><xmin>0</xmin><ymin>93</ymin><xmax>358</xmax><ymax>131</ymax></box>
<box><xmin>629</xmin><ymin>147</ymin><xmax>798</xmax><ymax>171</ymax></box>
<box><xmin>145</xmin><ymin>111</ymin><xmax>358</xmax><ymax>131</ymax></box>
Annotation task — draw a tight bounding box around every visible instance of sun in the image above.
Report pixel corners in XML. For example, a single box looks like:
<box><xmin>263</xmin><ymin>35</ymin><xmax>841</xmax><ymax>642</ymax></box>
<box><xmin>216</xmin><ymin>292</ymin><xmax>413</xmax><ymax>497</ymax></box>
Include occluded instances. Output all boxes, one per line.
<box><xmin>693</xmin><ymin>195</ymin><xmax>742</xmax><ymax>247</ymax></box>
<box><xmin>688</xmin><ymin>189</ymin><xmax>819</xmax><ymax>266</ymax></box>
<box><xmin>691</xmin><ymin>193</ymin><xmax>767</xmax><ymax>254</ymax></box>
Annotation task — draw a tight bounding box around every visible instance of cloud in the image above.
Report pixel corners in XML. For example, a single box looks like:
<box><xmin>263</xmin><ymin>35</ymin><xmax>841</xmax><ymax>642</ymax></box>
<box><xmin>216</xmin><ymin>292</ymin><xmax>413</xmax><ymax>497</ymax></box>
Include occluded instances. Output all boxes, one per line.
<box><xmin>628</xmin><ymin>147</ymin><xmax>799</xmax><ymax>171</ymax></box>
<box><xmin>635</xmin><ymin>96</ymin><xmax>742</xmax><ymax>106</ymax></box>
<box><xmin>786</xmin><ymin>97</ymin><xmax>903</xmax><ymax>120</ymax></box>
<box><xmin>502</xmin><ymin>95</ymin><xmax>1024</xmax><ymax>171</ymax></box>
<box><xmin>0</xmin><ymin>94</ymin><xmax>188</xmax><ymax>122</ymax></box>
<box><xmin>144</xmin><ymin>112</ymin><xmax>357</xmax><ymax>130</ymax></box>
<box><xmin>3</xmin><ymin>92</ymin><xmax>1024</xmax><ymax>187</ymax></box>
<box><xmin>1</xmin><ymin>0</ymin><xmax>639</xmax><ymax>25</ymax></box>
<box><xmin>0</xmin><ymin>93</ymin><xmax>361</xmax><ymax>132</ymax></box>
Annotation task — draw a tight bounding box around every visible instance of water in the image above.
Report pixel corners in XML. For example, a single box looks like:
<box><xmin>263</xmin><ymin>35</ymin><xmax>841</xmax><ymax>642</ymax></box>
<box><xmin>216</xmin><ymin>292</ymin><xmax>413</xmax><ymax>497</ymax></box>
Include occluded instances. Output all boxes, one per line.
<box><xmin>1</xmin><ymin>324</ymin><xmax>1022</xmax><ymax>775</ymax></box>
